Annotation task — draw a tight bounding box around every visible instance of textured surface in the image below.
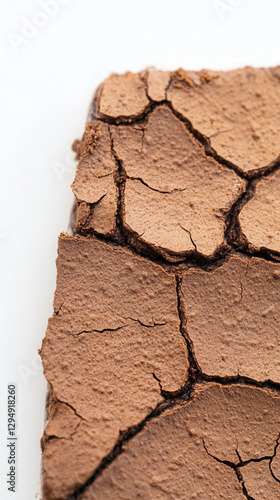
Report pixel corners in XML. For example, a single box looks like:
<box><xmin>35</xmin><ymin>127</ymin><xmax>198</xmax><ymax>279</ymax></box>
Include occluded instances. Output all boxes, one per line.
<box><xmin>239</xmin><ymin>169</ymin><xmax>280</xmax><ymax>253</ymax></box>
<box><xmin>271</xmin><ymin>444</ymin><xmax>280</xmax><ymax>481</ymax></box>
<box><xmin>146</xmin><ymin>68</ymin><xmax>171</xmax><ymax>101</ymax></box>
<box><xmin>80</xmin><ymin>384</ymin><xmax>280</xmax><ymax>500</ymax></box>
<box><xmin>241</xmin><ymin>460</ymin><xmax>280</xmax><ymax>500</ymax></box>
<box><xmin>167</xmin><ymin>66</ymin><xmax>280</xmax><ymax>173</ymax></box>
<box><xmin>41</xmin><ymin>235</ymin><xmax>187</xmax><ymax>499</ymax></box>
<box><xmin>98</xmin><ymin>71</ymin><xmax>149</xmax><ymax>119</ymax></box>
<box><xmin>111</xmin><ymin>106</ymin><xmax>244</xmax><ymax>259</ymax></box>
<box><xmin>41</xmin><ymin>66</ymin><xmax>280</xmax><ymax>500</ymax></box>
<box><xmin>72</xmin><ymin>122</ymin><xmax>118</xmax><ymax>235</ymax></box>
<box><xmin>182</xmin><ymin>256</ymin><xmax>280</xmax><ymax>381</ymax></box>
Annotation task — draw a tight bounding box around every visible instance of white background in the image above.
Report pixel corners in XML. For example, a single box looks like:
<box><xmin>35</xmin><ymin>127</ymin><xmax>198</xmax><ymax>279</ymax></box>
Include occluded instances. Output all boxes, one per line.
<box><xmin>1</xmin><ymin>0</ymin><xmax>280</xmax><ymax>498</ymax></box>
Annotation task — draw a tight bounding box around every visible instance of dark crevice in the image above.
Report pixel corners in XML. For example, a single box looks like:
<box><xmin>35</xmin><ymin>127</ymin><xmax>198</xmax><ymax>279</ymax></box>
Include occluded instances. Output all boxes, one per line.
<box><xmin>71</xmin><ymin>325</ymin><xmax>127</xmax><ymax>337</ymax></box>
<box><xmin>141</xmin><ymin>70</ymin><xmax>152</xmax><ymax>102</ymax></box>
<box><xmin>167</xmin><ymin>101</ymin><xmax>248</xmax><ymax>180</ymax></box>
<box><xmin>98</xmin><ymin>100</ymin><xmax>156</xmax><ymax>126</ymax></box>
<box><xmin>152</xmin><ymin>371</ymin><xmax>163</xmax><ymax>394</ymax></box>
<box><xmin>179</xmin><ymin>224</ymin><xmax>197</xmax><ymax>252</ymax></box>
<box><xmin>91</xmin><ymin>99</ymin><xmax>158</xmax><ymax>126</ymax></box>
<box><xmin>220</xmin><ymin>450</ymin><xmax>274</xmax><ymax>469</ymax></box>
<box><xmin>67</xmin><ymin>376</ymin><xmax>280</xmax><ymax>499</ymax></box>
<box><xmin>95</xmin><ymin>171</ymin><xmax>115</xmax><ymax>179</ymax></box>
<box><xmin>174</xmin><ymin>284</ymin><xmax>280</xmax><ymax>396</ymax></box>
<box><xmin>164</xmin><ymin>75</ymin><xmax>173</xmax><ymax>100</ymax></box>
<box><xmin>235</xmin><ymin>445</ymin><xmax>243</xmax><ymax>463</ymax></box>
<box><xmin>203</xmin><ymin>440</ymin><xmax>271</xmax><ymax>500</ymax></box>
<box><xmin>188</xmin><ymin>233</ymin><xmax>197</xmax><ymax>253</ymax></box>
<box><xmin>237</xmin><ymin>259</ymin><xmax>250</xmax><ymax>302</ymax></box>
<box><xmin>75</xmin><ymin>192</ymin><xmax>110</xmax><ymax>236</ymax></box>
<box><xmin>235</xmin><ymin>242</ymin><xmax>280</xmax><ymax>264</ymax></box>
<box><xmin>107</xmin><ymin>120</ymin><xmax>191</xmax><ymax>265</ymax></box>
<box><xmin>197</xmin><ymin>372</ymin><xmax>280</xmax><ymax>396</ymax></box>
<box><xmin>203</xmin><ymin>439</ymin><xmax>237</xmax><ymax>469</ymax></box>
<box><xmin>235</xmin><ymin>468</ymin><xmax>256</xmax><ymax>500</ymax></box>
<box><xmin>124</xmin><ymin>317</ymin><xmax>167</xmax><ymax>328</ymax></box>
<box><xmin>55</xmin><ymin>399</ymin><xmax>86</xmax><ymax>423</ymax></box>
<box><xmin>204</xmin><ymin>144</ymin><xmax>280</xmax><ymax>181</ymax></box>
<box><xmin>175</xmin><ymin>275</ymin><xmax>200</xmax><ymax>385</ymax></box>
<box><xmin>72</xmin><ymin>180</ymin><xmax>280</xmax><ymax>269</ymax></box>
<box><xmin>108</xmin><ymin>125</ymin><xmax>128</xmax><ymax>247</ymax></box>
<box><xmin>225</xmin><ymin>178</ymin><xmax>256</xmax><ymax>249</ymax></box>
<box><xmin>143</xmin><ymin>69</ymin><xmax>172</xmax><ymax>103</ymax></box>
<box><xmin>41</xmin><ymin>390</ymin><xmax>83</xmax><ymax>452</ymax></box>
<box><xmin>53</xmin><ymin>301</ymin><xmax>64</xmax><ymax>317</ymax></box>
<box><xmin>87</xmin><ymin>193</ymin><xmax>106</xmax><ymax>217</ymax></box>
<box><xmin>239</xmin><ymin>452</ymin><xmax>274</xmax><ymax>467</ymax></box>
<box><xmin>240</xmin><ymin>259</ymin><xmax>250</xmax><ymax>301</ymax></box>
<box><xmin>269</xmin><ymin>434</ymin><xmax>280</xmax><ymax>483</ymax></box>
<box><xmin>70</xmin><ymin>211</ymin><xmax>232</xmax><ymax>275</ymax></box>
<box><xmin>127</xmin><ymin>175</ymin><xmax>187</xmax><ymax>194</ymax></box>
<box><xmin>76</xmin><ymin>194</ymin><xmax>107</xmax><ymax>230</ymax></box>
<box><xmin>225</xmin><ymin>176</ymin><xmax>280</xmax><ymax>263</ymax></box>
<box><xmin>173</xmin><ymin>283</ymin><xmax>280</xmax><ymax>394</ymax></box>
<box><xmin>74</xmin><ymin>224</ymin><xmax>122</xmax><ymax>245</ymax></box>
<box><xmin>67</xmin><ymin>390</ymin><xmax>195</xmax><ymax>500</ymax></box>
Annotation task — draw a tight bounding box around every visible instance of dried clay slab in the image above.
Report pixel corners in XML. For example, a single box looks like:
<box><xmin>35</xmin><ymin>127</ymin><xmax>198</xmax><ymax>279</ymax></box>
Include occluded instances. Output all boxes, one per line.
<box><xmin>41</xmin><ymin>66</ymin><xmax>280</xmax><ymax>500</ymax></box>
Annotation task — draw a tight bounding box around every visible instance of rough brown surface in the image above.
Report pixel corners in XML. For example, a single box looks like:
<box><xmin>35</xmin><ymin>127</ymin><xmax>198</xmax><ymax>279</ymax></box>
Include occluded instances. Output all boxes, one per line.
<box><xmin>167</xmin><ymin>66</ymin><xmax>280</xmax><ymax>174</ymax></box>
<box><xmin>41</xmin><ymin>235</ymin><xmax>187</xmax><ymax>498</ymax></box>
<box><xmin>111</xmin><ymin>106</ymin><xmax>244</xmax><ymax>259</ymax></box>
<box><xmin>146</xmin><ymin>68</ymin><xmax>171</xmax><ymax>101</ymax></box>
<box><xmin>271</xmin><ymin>443</ymin><xmax>280</xmax><ymax>481</ymax></box>
<box><xmin>182</xmin><ymin>255</ymin><xmax>280</xmax><ymax>382</ymax></box>
<box><xmin>241</xmin><ymin>460</ymin><xmax>280</xmax><ymax>500</ymax></box>
<box><xmin>41</xmin><ymin>66</ymin><xmax>280</xmax><ymax>500</ymax></box>
<box><xmin>98</xmin><ymin>71</ymin><xmax>149</xmax><ymax>120</ymax></box>
<box><xmin>80</xmin><ymin>384</ymin><xmax>280</xmax><ymax>499</ymax></box>
<box><xmin>239</xmin><ymin>169</ymin><xmax>280</xmax><ymax>254</ymax></box>
<box><xmin>72</xmin><ymin>121</ymin><xmax>118</xmax><ymax>236</ymax></box>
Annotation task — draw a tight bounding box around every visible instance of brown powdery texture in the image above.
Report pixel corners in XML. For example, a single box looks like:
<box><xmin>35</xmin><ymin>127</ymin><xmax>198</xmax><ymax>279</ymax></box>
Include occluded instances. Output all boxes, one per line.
<box><xmin>81</xmin><ymin>384</ymin><xmax>280</xmax><ymax>500</ymax></box>
<box><xmin>111</xmin><ymin>106</ymin><xmax>244</xmax><ymax>260</ymax></box>
<box><xmin>239</xmin><ymin>169</ymin><xmax>280</xmax><ymax>254</ymax></box>
<box><xmin>41</xmin><ymin>235</ymin><xmax>187</xmax><ymax>499</ymax></box>
<box><xmin>41</xmin><ymin>67</ymin><xmax>280</xmax><ymax>500</ymax></box>
<box><xmin>182</xmin><ymin>256</ymin><xmax>280</xmax><ymax>382</ymax></box>
<box><xmin>167</xmin><ymin>66</ymin><xmax>280</xmax><ymax>174</ymax></box>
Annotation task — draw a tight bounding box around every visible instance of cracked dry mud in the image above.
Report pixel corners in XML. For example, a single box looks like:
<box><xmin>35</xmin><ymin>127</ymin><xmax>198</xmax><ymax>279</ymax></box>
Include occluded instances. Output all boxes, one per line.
<box><xmin>40</xmin><ymin>66</ymin><xmax>280</xmax><ymax>500</ymax></box>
